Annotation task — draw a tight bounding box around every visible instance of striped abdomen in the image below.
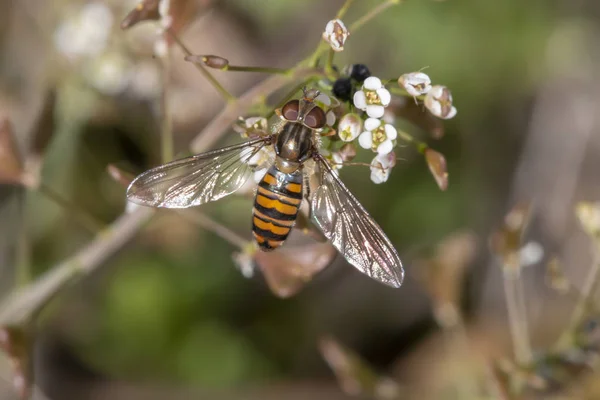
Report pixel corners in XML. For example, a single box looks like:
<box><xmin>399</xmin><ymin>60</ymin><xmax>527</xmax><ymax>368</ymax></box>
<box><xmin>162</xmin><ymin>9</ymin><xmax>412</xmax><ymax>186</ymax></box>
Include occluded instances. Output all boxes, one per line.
<box><xmin>252</xmin><ymin>165</ymin><xmax>303</xmax><ymax>251</ymax></box>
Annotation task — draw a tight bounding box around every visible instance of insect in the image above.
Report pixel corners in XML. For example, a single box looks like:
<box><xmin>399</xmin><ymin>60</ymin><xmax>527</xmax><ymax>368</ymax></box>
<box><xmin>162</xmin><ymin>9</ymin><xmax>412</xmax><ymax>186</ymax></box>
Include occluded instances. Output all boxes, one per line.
<box><xmin>126</xmin><ymin>89</ymin><xmax>404</xmax><ymax>288</ymax></box>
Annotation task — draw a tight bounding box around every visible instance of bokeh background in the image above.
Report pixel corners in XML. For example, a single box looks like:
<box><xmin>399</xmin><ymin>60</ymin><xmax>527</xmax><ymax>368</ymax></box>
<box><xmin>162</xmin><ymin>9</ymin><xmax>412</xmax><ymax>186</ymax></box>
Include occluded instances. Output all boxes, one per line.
<box><xmin>2</xmin><ymin>0</ymin><xmax>600</xmax><ymax>399</ymax></box>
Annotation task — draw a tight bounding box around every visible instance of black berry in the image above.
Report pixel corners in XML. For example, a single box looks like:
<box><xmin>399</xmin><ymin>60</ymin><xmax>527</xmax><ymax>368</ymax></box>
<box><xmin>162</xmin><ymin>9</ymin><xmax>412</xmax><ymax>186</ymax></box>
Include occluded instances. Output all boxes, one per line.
<box><xmin>332</xmin><ymin>77</ymin><xmax>353</xmax><ymax>102</ymax></box>
<box><xmin>350</xmin><ymin>64</ymin><xmax>371</xmax><ymax>82</ymax></box>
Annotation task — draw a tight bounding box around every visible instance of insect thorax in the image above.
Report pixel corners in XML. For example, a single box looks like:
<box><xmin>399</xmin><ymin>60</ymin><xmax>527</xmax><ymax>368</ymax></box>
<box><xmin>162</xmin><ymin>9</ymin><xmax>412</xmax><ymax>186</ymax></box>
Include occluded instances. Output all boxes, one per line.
<box><xmin>275</xmin><ymin>122</ymin><xmax>314</xmax><ymax>166</ymax></box>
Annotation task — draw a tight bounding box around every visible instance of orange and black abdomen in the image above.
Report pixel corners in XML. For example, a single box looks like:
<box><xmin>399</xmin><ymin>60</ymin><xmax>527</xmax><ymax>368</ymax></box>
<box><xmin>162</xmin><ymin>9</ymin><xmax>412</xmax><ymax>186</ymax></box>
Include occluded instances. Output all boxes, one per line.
<box><xmin>252</xmin><ymin>166</ymin><xmax>303</xmax><ymax>251</ymax></box>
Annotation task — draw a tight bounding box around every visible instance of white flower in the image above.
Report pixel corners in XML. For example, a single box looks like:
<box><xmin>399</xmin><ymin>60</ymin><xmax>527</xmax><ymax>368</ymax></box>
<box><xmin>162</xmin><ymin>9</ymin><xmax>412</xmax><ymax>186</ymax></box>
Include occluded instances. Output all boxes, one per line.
<box><xmin>358</xmin><ymin>118</ymin><xmax>397</xmax><ymax>155</ymax></box>
<box><xmin>353</xmin><ymin>77</ymin><xmax>391</xmax><ymax>118</ymax></box>
<box><xmin>398</xmin><ymin>72</ymin><xmax>432</xmax><ymax>97</ymax></box>
<box><xmin>232</xmin><ymin>251</ymin><xmax>255</xmax><ymax>278</ymax></box>
<box><xmin>424</xmin><ymin>85</ymin><xmax>457</xmax><ymax>119</ymax></box>
<box><xmin>519</xmin><ymin>241</ymin><xmax>544</xmax><ymax>268</ymax></box>
<box><xmin>326</xmin><ymin>110</ymin><xmax>336</xmax><ymax>126</ymax></box>
<box><xmin>370</xmin><ymin>152</ymin><xmax>396</xmax><ymax>184</ymax></box>
<box><xmin>321</xmin><ymin>149</ymin><xmax>344</xmax><ymax>173</ymax></box>
<box><xmin>85</xmin><ymin>52</ymin><xmax>132</xmax><ymax>96</ymax></box>
<box><xmin>337</xmin><ymin>113</ymin><xmax>362</xmax><ymax>142</ymax></box>
<box><xmin>233</xmin><ymin>117</ymin><xmax>269</xmax><ymax>138</ymax></box>
<box><xmin>54</xmin><ymin>2</ymin><xmax>113</xmax><ymax>60</ymax></box>
<box><xmin>322</xmin><ymin>19</ymin><xmax>349</xmax><ymax>52</ymax></box>
<box><xmin>247</xmin><ymin>147</ymin><xmax>275</xmax><ymax>183</ymax></box>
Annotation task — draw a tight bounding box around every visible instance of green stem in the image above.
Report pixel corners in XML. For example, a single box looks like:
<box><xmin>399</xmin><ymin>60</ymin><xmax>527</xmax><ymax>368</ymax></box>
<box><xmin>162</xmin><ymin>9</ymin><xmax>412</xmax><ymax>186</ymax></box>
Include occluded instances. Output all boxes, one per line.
<box><xmin>160</xmin><ymin>37</ymin><xmax>174</xmax><ymax>163</ymax></box>
<box><xmin>224</xmin><ymin>65</ymin><xmax>290</xmax><ymax>75</ymax></box>
<box><xmin>16</xmin><ymin>191</ymin><xmax>31</xmax><ymax>287</ymax></box>
<box><xmin>555</xmin><ymin>239</ymin><xmax>600</xmax><ymax>350</ymax></box>
<box><xmin>37</xmin><ymin>183</ymin><xmax>104</xmax><ymax>234</ymax></box>
<box><xmin>349</xmin><ymin>0</ymin><xmax>399</xmax><ymax>32</ymax></box>
<box><xmin>166</xmin><ymin>28</ymin><xmax>235</xmax><ymax>102</ymax></box>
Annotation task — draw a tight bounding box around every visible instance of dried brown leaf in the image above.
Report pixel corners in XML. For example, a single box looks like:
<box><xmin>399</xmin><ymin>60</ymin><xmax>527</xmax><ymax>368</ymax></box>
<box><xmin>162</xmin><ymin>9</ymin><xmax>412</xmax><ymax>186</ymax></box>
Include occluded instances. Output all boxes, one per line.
<box><xmin>424</xmin><ymin>147</ymin><xmax>448</xmax><ymax>191</ymax></box>
<box><xmin>0</xmin><ymin>118</ymin><xmax>24</xmax><ymax>185</ymax></box>
<box><xmin>255</xmin><ymin>242</ymin><xmax>336</xmax><ymax>298</ymax></box>
<box><xmin>545</xmin><ymin>257</ymin><xmax>570</xmax><ymax>294</ymax></box>
<box><xmin>0</xmin><ymin>326</ymin><xmax>32</xmax><ymax>400</ymax></box>
<box><xmin>319</xmin><ymin>336</ymin><xmax>402</xmax><ymax>399</ymax></box>
<box><xmin>120</xmin><ymin>0</ymin><xmax>160</xmax><ymax>29</ymax></box>
<box><xmin>414</xmin><ymin>231</ymin><xmax>476</xmax><ymax>327</ymax></box>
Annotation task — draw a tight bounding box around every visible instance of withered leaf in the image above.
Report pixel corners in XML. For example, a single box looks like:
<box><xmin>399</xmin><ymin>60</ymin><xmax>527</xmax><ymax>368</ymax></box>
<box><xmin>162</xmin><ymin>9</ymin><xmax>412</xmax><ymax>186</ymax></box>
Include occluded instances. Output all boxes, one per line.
<box><xmin>424</xmin><ymin>147</ymin><xmax>448</xmax><ymax>191</ymax></box>
<box><xmin>0</xmin><ymin>118</ymin><xmax>24</xmax><ymax>185</ymax></box>
<box><xmin>0</xmin><ymin>326</ymin><xmax>32</xmax><ymax>400</ymax></box>
<box><xmin>319</xmin><ymin>336</ymin><xmax>402</xmax><ymax>399</ymax></box>
<box><xmin>255</xmin><ymin>242</ymin><xmax>336</xmax><ymax>298</ymax></box>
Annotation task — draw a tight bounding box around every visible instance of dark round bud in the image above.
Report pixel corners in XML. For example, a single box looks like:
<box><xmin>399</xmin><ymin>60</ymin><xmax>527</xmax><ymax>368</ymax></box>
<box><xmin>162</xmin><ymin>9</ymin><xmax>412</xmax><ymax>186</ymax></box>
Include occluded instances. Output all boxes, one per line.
<box><xmin>350</xmin><ymin>64</ymin><xmax>371</xmax><ymax>82</ymax></box>
<box><xmin>332</xmin><ymin>78</ymin><xmax>352</xmax><ymax>102</ymax></box>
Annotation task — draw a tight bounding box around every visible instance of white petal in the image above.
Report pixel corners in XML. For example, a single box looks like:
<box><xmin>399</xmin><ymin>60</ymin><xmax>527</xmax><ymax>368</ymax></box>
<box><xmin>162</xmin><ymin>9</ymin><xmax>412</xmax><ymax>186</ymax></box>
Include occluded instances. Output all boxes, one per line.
<box><xmin>376</xmin><ymin>88</ymin><xmax>391</xmax><ymax>106</ymax></box>
<box><xmin>316</xmin><ymin>93</ymin><xmax>331</xmax><ymax>106</ymax></box>
<box><xmin>364</xmin><ymin>117</ymin><xmax>381</xmax><ymax>131</ymax></box>
<box><xmin>519</xmin><ymin>241</ymin><xmax>544</xmax><ymax>267</ymax></box>
<box><xmin>326</xmin><ymin>110</ymin><xmax>336</xmax><ymax>126</ymax></box>
<box><xmin>364</xmin><ymin>76</ymin><xmax>382</xmax><ymax>90</ymax></box>
<box><xmin>377</xmin><ymin>140</ymin><xmax>393</xmax><ymax>155</ymax></box>
<box><xmin>384</xmin><ymin>124</ymin><xmax>397</xmax><ymax>140</ymax></box>
<box><xmin>429</xmin><ymin>85</ymin><xmax>445</xmax><ymax>98</ymax></box>
<box><xmin>324</xmin><ymin>20</ymin><xmax>335</xmax><ymax>34</ymax></box>
<box><xmin>404</xmin><ymin>85</ymin><xmax>421</xmax><ymax>97</ymax></box>
<box><xmin>353</xmin><ymin>90</ymin><xmax>367</xmax><ymax>110</ymax></box>
<box><xmin>358</xmin><ymin>132</ymin><xmax>372</xmax><ymax>149</ymax></box>
<box><xmin>425</xmin><ymin>100</ymin><xmax>442</xmax><ymax>117</ymax></box>
<box><xmin>366</xmin><ymin>105</ymin><xmax>384</xmax><ymax>118</ymax></box>
<box><xmin>442</xmin><ymin>106</ymin><xmax>457</xmax><ymax>119</ymax></box>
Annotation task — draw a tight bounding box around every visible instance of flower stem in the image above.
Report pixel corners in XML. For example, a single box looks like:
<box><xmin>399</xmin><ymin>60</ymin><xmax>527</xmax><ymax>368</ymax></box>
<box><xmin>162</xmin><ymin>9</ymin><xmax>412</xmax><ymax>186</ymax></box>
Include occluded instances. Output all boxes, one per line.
<box><xmin>555</xmin><ymin>239</ymin><xmax>600</xmax><ymax>351</ymax></box>
<box><xmin>349</xmin><ymin>0</ymin><xmax>399</xmax><ymax>32</ymax></box>
<box><xmin>36</xmin><ymin>183</ymin><xmax>104</xmax><ymax>234</ymax></box>
<box><xmin>224</xmin><ymin>65</ymin><xmax>290</xmax><ymax>75</ymax></box>
<box><xmin>160</xmin><ymin>37</ymin><xmax>174</xmax><ymax>163</ymax></box>
<box><xmin>166</xmin><ymin>28</ymin><xmax>235</xmax><ymax>102</ymax></box>
<box><xmin>16</xmin><ymin>193</ymin><xmax>31</xmax><ymax>287</ymax></box>
<box><xmin>503</xmin><ymin>269</ymin><xmax>533</xmax><ymax>365</ymax></box>
<box><xmin>181</xmin><ymin>210</ymin><xmax>248</xmax><ymax>250</ymax></box>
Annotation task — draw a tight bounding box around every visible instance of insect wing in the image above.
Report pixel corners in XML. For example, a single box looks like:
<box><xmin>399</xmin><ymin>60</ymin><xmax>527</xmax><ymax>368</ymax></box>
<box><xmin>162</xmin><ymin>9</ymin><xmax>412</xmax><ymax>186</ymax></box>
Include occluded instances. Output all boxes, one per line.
<box><xmin>311</xmin><ymin>157</ymin><xmax>404</xmax><ymax>288</ymax></box>
<box><xmin>127</xmin><ymin>138</ymin><xmax>271</xmax><ymax>208</ymax></box>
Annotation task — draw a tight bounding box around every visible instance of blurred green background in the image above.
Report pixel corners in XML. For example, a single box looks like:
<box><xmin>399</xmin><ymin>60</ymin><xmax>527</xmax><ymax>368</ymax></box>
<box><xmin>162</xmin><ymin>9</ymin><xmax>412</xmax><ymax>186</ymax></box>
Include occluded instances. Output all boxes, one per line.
<box><xmin>2</xmin><ymin>0</ymin><xmax>599</xmax><ymax>399</ymax></box>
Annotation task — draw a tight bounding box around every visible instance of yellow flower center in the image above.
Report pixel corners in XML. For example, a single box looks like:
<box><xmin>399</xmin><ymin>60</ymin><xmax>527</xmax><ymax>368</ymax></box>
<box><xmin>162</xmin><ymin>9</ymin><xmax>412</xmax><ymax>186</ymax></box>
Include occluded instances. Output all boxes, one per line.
<box><xmin>365</xmin><ymin>90</ymin><xmax>381</xmax><ymax>105</ymax></box>
<box><xmin>370</xmin><ymin>126</ymin><xmax>387</xmax><ymax>151</ymax></box>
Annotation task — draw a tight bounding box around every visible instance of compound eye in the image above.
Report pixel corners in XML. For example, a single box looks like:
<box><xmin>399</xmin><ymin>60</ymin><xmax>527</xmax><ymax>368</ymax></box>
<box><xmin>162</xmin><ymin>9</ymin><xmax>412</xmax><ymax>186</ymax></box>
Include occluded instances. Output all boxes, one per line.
<box><xmin>304</xmin><ymin>106</ymin><xmax>326</xmax><ymax>129</ymax></box>
<box><xmin>281</xmin><ymin>100</ymin><xmax>300</xmax><ymax>121</ymax></box>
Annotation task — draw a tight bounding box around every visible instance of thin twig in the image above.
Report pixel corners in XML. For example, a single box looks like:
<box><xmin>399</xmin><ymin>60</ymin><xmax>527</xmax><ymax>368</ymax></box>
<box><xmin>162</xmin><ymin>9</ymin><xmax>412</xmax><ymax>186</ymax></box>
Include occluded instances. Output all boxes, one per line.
<box><xmin>503</xmin><ymin>271</ymin><xmax>533</xmax><ymax>365</ymax></box>
<box><xmin>181</xmin><ymin>210</ymin><xmax>248</xmax><ymax>250</ymax></box>
<box><xmin>166</xmin><ymin>27</ymin><xmax>235</xmax><ymax>102</ymax></box>
<box><xmin>555</xmin><ymin>239</ymin><xmax>600</xmax><ymax>350</ymax></box>
<box><xmin>0</xmin><ymin>207</ymin><xmax>155</xmax><ymax>325</ymax></box>
<box><xmin>160</xmin><ymin>39</ymin><xmax>174</xmax><ymax>163</ymax></box>
<box><xmin>349</xmin><ymin>0</ymin><xmax>399</xmax><ymax>32</ymax></box>
<box><xmin>37</xmin><ymin>183</ymin><xmax>104</xmax><ymax>234</ymax></box>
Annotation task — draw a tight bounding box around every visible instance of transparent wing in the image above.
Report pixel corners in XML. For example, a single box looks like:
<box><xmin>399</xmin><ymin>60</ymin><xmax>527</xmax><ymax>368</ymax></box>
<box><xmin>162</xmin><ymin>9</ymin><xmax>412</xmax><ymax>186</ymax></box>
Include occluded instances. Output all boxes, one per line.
<box><xmin>127</xmin><ymin>138</ymin><xmax>271</xmax><ymax>208</ymax></box>
<box><xmin>311</xmin><ymin>156</ymin><xmax>404</xmax><ymax>288</ymax></box>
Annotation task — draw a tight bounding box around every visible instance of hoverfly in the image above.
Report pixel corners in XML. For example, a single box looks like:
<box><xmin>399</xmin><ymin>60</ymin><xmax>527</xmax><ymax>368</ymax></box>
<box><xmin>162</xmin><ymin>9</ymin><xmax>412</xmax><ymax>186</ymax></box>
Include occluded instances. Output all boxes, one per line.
<box><xmin>126</xmin><ymin>89</ymin><xmax>404</xmax><ymax>288</ymax></box>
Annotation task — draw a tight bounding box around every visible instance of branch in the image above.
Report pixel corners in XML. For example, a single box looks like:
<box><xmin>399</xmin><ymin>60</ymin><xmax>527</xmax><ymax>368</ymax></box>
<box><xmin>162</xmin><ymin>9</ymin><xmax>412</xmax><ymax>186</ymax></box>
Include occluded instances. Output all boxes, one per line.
<box><xmin>0</xmin><ymin>70</ymin><xmax>320</xmax><ymax>327</ymax></box>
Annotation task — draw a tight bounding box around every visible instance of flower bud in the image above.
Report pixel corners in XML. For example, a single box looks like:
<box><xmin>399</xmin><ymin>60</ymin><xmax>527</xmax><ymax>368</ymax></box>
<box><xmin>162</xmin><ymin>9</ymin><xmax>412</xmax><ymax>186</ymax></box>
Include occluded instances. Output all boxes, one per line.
<box><xmin>184</xmin><ymin>54</ymin><xmax>229</xmax><ymax>69</ymax></box>
<box><xmin>121</xmin><ymin>0</ymin><xmax>160</xmax><ymax>29</ymax></box>
<box><xmin>398</xmin><ymin>72</ymin><xmax>432</xmax><ymax>97</ymax></box>
<box><xmin>425</xmin><ymin>85</ymin><xmax>457</xmax><ymax>119</ymax></box>
<box><xmin>337</xmin><ymin>113</ymin><xmax>362</xmax><ymax>142</ymax></box>
<box><xmin>322</xmin><ymin>19</ymin><xmax>349</xmax><ymax>52</ymax></box>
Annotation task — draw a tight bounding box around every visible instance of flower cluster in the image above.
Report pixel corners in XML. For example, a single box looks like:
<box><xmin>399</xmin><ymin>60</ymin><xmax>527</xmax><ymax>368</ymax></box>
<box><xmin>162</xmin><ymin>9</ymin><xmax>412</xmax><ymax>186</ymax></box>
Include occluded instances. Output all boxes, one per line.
<box><xmin>318</xmin><ymin>18</ymin><xmax>455</xmax><ymax>187</ymax></box>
